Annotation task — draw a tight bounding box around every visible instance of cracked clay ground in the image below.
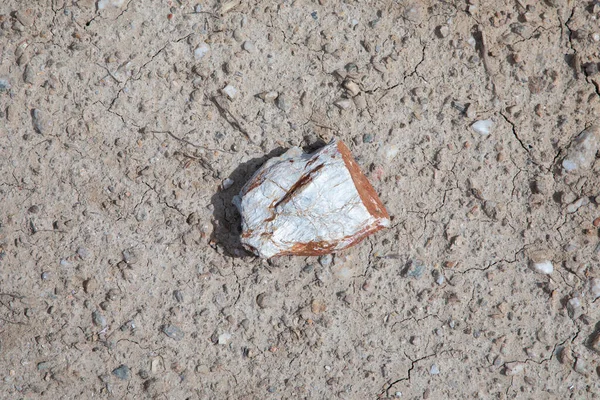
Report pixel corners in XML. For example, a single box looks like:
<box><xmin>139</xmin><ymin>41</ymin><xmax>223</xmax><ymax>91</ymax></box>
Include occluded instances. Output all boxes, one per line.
<box><xmin>1</xmin><ymin>0</ymin><xmax>600</xmax><ymax>399</ymax></box>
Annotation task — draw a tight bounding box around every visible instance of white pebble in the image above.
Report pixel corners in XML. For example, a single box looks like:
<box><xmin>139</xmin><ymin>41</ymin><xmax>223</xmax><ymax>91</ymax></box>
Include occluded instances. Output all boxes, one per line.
<box><xmin>222</xmin><ymin>84</ymin><xmax>237</xmax><ymax>99</ymax></box>
<box><xmin>243</xmin><ymin>41</ymin><xmax>255</xmax><ymax>53</ymax></box>
<box><xmin>430</xmin><ymin>364</ymin><xmax>440</xmax><ymax>375</ymax></box>
<box><xmin>218</xmin><ymin>332</ymin><xmax>232</xmax><ymax>345</ymax></box>
<box><xmin>562</xmin><ymin>125</ymin><xmax>600</xmax><ymax>172</ymax></box>
<box><xmin>471</xmin><ymin>119</ymin><xmax>494</xmax><ymax>135</ymax></box>
<box><xmin>222</xmin><ymin>178</ymin><xmax>234</xmax><ymax>190</ymax></box>
<box><xmin>194</xmin><ymin>42</ymin><xmax>210</xmax><ymax>60</ymax></box>
<box><xmin>530</xmin><ymin>260</ymin><xmax>553</xmax><ymax>274</ymax></box>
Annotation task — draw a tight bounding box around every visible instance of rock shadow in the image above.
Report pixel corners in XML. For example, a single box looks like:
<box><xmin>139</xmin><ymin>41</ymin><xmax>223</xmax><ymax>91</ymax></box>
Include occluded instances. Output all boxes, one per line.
<box><xmin>210</xmin><ymin>147</ymin><xmax>286</xmax><ymax>258</ymax></box>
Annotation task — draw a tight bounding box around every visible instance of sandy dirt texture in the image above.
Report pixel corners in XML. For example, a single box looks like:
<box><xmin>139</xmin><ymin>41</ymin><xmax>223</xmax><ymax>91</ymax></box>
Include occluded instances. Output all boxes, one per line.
<box><xmin>1</xmin><ymin>0</ymin><xmax>600</xmax><ymax>398</ymax></box>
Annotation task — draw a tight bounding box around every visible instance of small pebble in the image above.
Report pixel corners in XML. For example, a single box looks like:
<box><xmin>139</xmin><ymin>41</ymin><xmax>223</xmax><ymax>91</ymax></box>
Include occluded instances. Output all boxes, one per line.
<box><xmin>222</xmin><ymin>178</ymin><xmax>234</xmax><ymax>190</ymax></box>
<box><xmin>242</xmin><ymin>41</ymin><xmax>255</xmax><ymax>53</ymax></box>
<box><xmin>162</xmin><ymin>324</ymin><xmax>185</xmax><ymax>341</ymax></box>
<box><xmin>566</xmin><ymin>197</ymin><xmax>588</xmax><ymax>214</ymax></box>
<box><xmin>334</xmin><ymin>99</ymin><xmax>352</xmax><ymax>110</ymax></box>
<box><xmin>429</xmin><ymin>364</ymin><xmax>440</xmax><ymax>375</ymax></box>
<box><xmin>562</xmin><ymin>125</ymin><xmax>600</xmax><ymax>172</ymax></box>
<box><xmin>84</xmin><ymin>278</ymin><xmax>98</xmax><ymax>294</ymax></box>
<box><xmin>530</xmin><ymin>260</ymin><xmax>553</xmax><ymax>274</ymax></box>
<box><xmin>504</xmin><ymin>362</ymin><xmax>525</xmax><ymax>375</ymax></box>
<box><xmin>194</xmin><ymin>42</ymin><xmax>210</xmax><ymax>60</ymax></box>
<box><xmin>92</xmin><ymin>310</ymin><xmax>107</xmax><ymax>327</ymax></box>
<box><xmin>362</xmin><ymin>133</ymin><xmax>374</xmax><ymax>143</ymax></box>
<box><xmin>112</xmin><ymin>364</ymin><xmax>130</xmax><ymax>380</ymax></box>
<box><xmin>259</xmin><ymin>91</ymin><xmax>279</xmax><ymax>102</ymax></box>
<box><xmin>41</xmin><ymin>271</ymin><xmax>50</xmax><ymax>280</ymax></box>
<box><xmin>471</xmin><ymin>119</ymin><xmax>494</xmax><ymax>135</ymax></box>
<box><xmin>218</xmin><ymin>332</ymin><xmax>232</xmax><ymax>345</ymax></box>
<box><xmin>567</xmin><ymin>297</ymin><xmax>581</xmax><ymax>319</ymax></box>
<box><xmin>0</xmin><ymin>78</ymin><xmax>10</xmax><ymax>91</ymax></box>
<box><xmin>276</xmin><ymin>93</ymin><xmax>291</xmax><ymax>112</ymax></box>
<box><xmin>222</xmin><ymin>84</ymin><xmax>237</xmax><ymax>99</ymax></box>
<box><xmin>173</xmin><ymin>289</ymin><xmax>184</xmax><ymax>303</ymax></box>
<box><xmin>31</xmin><ymin>109</ymin><xmax>51</xmax><ymax>134</ymax></box>
<box><xmin>464</xmin><ymin>103</ymin><xmax>476</xmax><ymax>119</ymax></box>
<box><xmin>574</xmin><ymin>358</ymin><xmax>587</xmax><ymax>375</ymax></box>
<box><xmin>343</xmin><ymin>80</ymin><xmax>360</xmax><ymax>96</ymax></box>
<box><xmin>403</xmin><ymin>258</ymin><xmax>426</xmax><ymax>279</ymax></box>
<box><xmin>437</xmin><ymin>25</ymin><xmax>449</xmax><ymax>38</ymax></box>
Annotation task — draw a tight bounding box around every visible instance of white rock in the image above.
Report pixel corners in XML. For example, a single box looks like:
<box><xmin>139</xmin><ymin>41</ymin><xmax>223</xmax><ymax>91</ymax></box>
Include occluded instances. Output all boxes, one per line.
<box><xmin>194</xmin><ymin>42</ymin><xmax>210</xmax><ymax>60</ymax></box>
<box><xmin>222</xmin><ymin>84</ymin><xmax>237</xmax><ymax>99</ymax></box>
<box><xmin>562</xmin><ymin>125</ymin><xmax>600</xmax><ymax>172</ymax></box>
<box><xmin>530</xmin><ymin>260</ymin><xmax>553</xmax><ymax>274</ymax></box>
<box><xmin>233</xmin><ymin>139</ymin><xmax>390</xmax><ymax>258</ymax></box>
<box><xmin>222</xmin><ymin>178</ymin><xmax>234</xmax><ymax>190</ymax></box>
<box><xmin>218</xmin><ymin>332</ymin><xmax>232</xmax><ymax>345</ymax></box>
<box><xmin>471</xmin><ymin>119</ymin><xmax>494</xmax><ymax>135</ymax></box>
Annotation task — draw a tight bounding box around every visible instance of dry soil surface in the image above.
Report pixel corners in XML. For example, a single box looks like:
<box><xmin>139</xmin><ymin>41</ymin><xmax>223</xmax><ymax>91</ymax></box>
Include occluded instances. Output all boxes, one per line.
<box><xmin>1</xmin><ymin>0</ymin><xmax>600</xmax><ymax>399</ymax></box>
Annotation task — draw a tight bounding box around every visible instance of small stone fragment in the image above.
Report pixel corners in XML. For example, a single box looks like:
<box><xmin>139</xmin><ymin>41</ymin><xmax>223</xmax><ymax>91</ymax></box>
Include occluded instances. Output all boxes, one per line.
<box><xmin>92</xmin><ymin>310</ymin><xmax>107</xmax><ymax>327</ymax></box>
<box><xmin>256</xmin><ymin>292</ymin><xmax>272</xmax><ymax>308</ymax></box>
<box><xmin>84</xmin><ymin>278</ymin><xmax>98</xmax><ymax>294</ymax></box>
<box><xmin>530</xmin><ymin>260</ymin><xmax>553</xmax><ymax>274</ymax></box>
<box><xmin>574</xmin><ymin>358</ymin><xmax>587</xmax><ymax>375</ymax></box>
<box><xmin>566</xmin><ymin>197</ymin><xmax>588</xmax><ymax>213</ymax></box>
<box><xmin>334</xmin><ymin>99</ymin><xmax>352</xmax><ymax>110</ymax></box>
<box><xmin>162</xmin><ymin>325</ymin><xmax>184</xmax><ymax>341</ymax></box>
<box><xmin>233</xmin><ymin>139</ymin><xmax>390</xmax><ymax>258</ymax></box>
<box><xmin>567</xmin><ymin>297</ymin><xmax>581</xmax><ymax>319</ymax></box>
<box><xmin>562</xmin><ymin>125</ymin><xmax>600</xmax><ymax>172</ymax></box>
<box><xmin>222</xmin><ymin>178</ymin><xmax>234</xmax><ymax>190</ymax></box>
<box><xmin>276</xmin><ymin>93</ymin><xmax>291</xmax><ymax>112</ymax></box>
<box><xmin>222</xmin><ymin>84</ymin><xmax>237</xmax><ymax>99</ymax></box>
<box><xmin>343</xmin><ymin>80</ymin><xmax>360</xmax><ymax>96</ymax></box>
<box><xmin>258</xmin><ymin>91</ymin><xmax>279</xmax><ymax>102</ymax></box>
<box><xmin>217</xmin><ymin>332</ymin><xmax>232</xmax><ymax>345</ymax></box>
<box><xmin>471</xmin><ymin>119</ymin><xmax>494</xmax><ymax>135</ymax></box>
<box><xmin>403</xmin><ymin>258</ymin><xmax>426</xmax><ymax>279</ymax></box>
<box><xmin>0</xmin><ymin>78</ymin><xmax>10</xmax><ymax>92</ymax></box>
<box><xmin>242</xmin><ymin>41</ymin><xmax>255</xmax><ymax>52</ymax></box>
<box><xmin>429</xmin><ymin>364</ymin><xmax>440</xmax><ymax>375</ymax></box>
<box><xmin>437</xmin><ymin>25</ymin><xmax>449</xmax><ymax>38</ymax></box>
<box><xmin>504</xmin><ymin>362</ymin><xmax>525</xmax><ymax>375</ymax></box>
<box><xmin>194</xmin><ymin>42</ymin><xmax>210</xmax><ymax>60</ymax></box>
<box><xmin>112</xmin><ymin>364</ymin><xmax>130</xmax><ymax>380</ymax></box>
<box><xmin>31</xmin><ymin>109</ymin><xmax>52</xmax><ymax>134</ymax></box>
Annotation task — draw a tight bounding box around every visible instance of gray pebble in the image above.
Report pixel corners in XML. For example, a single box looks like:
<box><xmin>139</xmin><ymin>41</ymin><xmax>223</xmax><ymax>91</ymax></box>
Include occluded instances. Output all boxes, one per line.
<box><xmin>41</xmin><ymin>271</ymin><xmax>50</xmax><ymax>280</ymax></box>
<box><xmin>403</xmin><ymin>258</ymin><xmax>426</xmax><ymax>279</ymax></box>
<box><xmin>112</xmin><ymin>364</ymin><xmax>130</xmax><ymax>380</ymax></box>
<box><xmin>122</xmin><ymin>248</ymin><xmax>138</xmax><ymax>264</ymax></box>
<box><xmin>92</xmin><ymin>310</ymin><xmax>107</xmax><ymax>327</ymax></box>
<box><xmin>276</xmin><ymin>93</ymin><xmax>291</xmax><ymax>112</ymax></box>
<box><xmin>162</xmin><ymin>324</ymin><xmax>184</xmax><ymax>341</ymax></box>
<box><xmin>429</xmin><ymin>364</ymin><xmax>440</xmax><ymax>375</ymax></box>
<box><xmin>77</xmin><ymin>247</ymin><xmax>89</xmax><ymax>259</ymax></box>
<box><xmin>362</xmin><ymin>133</ymin><xmax>374</xmax><ymax>143</ymax></box>
<box><xmin>0</xmin><ymin>78</ymin><xmax>10</xmax><ymax>91</ymax></box>
<box><xmin>173</xmin><ymin>290</ymin><xmax>184</xmax><ymax>303</ymax></box>
<box><xmin>31</xmin><ymin>109</ymin><xmax>51</xmax><ymax>134</ymax></box>
<box><xmin>83</xmin><ymin>278</ymin><xmax>98</xmax><ymax>294</ymax></box>
<box><xmin>37</xmin><ymin>361</ymin><xmax>51</xmax><ymax>371</ymax></box>
<box><xmin>28</xmin><ymin>205</ymin><xmax>39</xmax><ymax>213</ymax></box>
